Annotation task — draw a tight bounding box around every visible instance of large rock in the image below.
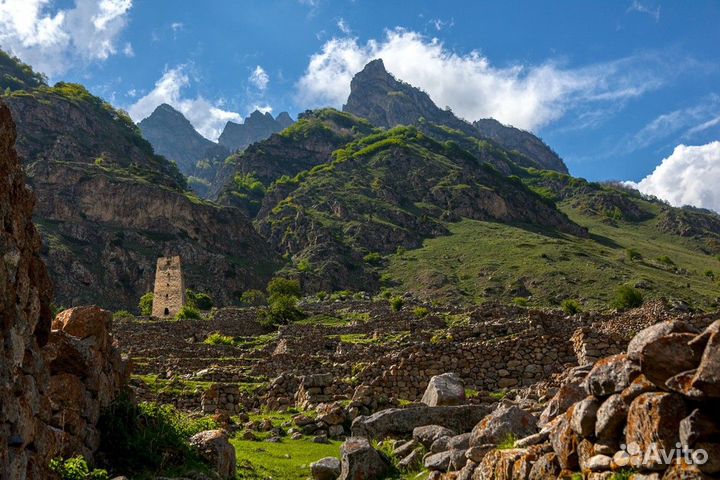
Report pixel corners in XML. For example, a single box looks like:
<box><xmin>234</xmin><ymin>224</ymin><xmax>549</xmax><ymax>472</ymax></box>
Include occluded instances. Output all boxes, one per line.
<box><xmin>570</xmin><ymin>396</ymin><xmax>600</xmax><ymax>438</ymax></box>
<box><xmin>584</xmin><ymin>354</ymin><xmax>640</xmax><ymax>398</ymax></box>
<box><xmin>338</xmin><ymin>437</ymin><xmax>390</xmax><ymax>480</ymax></box>
<box><xmin>189</xmin><ymin>430</ymin><xmax>236</xmax><ymax>479</ymax></box>
<box><xmin>688</xmin><ymin>320</ymin><xmax>720</xmax><ymax>398</ymax></box>
<box><xmin>52</xmin><ymin>306</ymin><xmax>111</xmax><ymax>344</ymax></box>
<box><xmin>473</xmin><ymin>448</ymin><xmax>525</xmax><ymax>480</ymax></box>
<box><xmin>539</xmin><ymin>366</ymin><xmax>589</xmax><ymax>427</ymax></box>
<box><xmin>421</xmin><ymin>372</ymin><xmax>466</xmax><ymax>406</ymax></box>
<box><xmin>625</xmin><ymin>393</ymin><xmax>687</xmax><ymax>470</ymax></box>
<box><xmin>549</xmin><ymin>411</ymin><xmax>579</xmax><ymax>470</ymax></box>
<box><xmin>351</xmin><ymin>405</ymin><xmax>489</xmax><ymax>439</ymax></box>
<box><xmin>640</xmin><ymin>333</ymin><xmax>702</xmax><ymax>388</ymax></box>
<box><xmin>528</xmin><ymin>452</ymin><xmax>561</xmax><ymax>480</ymax></box>
<box><xmin>470</xmin><ymin>403</ymin><xmax>537</xmax><ymax>447</ymax></box>
<box><xmin>311</xmin><ymin>456</ymin><xmax>341</xmax><ymax>480</ymax></box>
<box><xmin>413</xmin><ymin>425</ymin><xmax>455</xmax><ymax>448</ymax></box>
<box><xmin>627</xmin><ymin>320</ymin><xmax>695</xmax><ymax>360</ymax></box>
<box><xmin>680</xmin><ymin>409</ymin><xmax>720</xmax><ymax>447</ymax></box>
<box><xmin>594</xmin><ymin>394</ymin><xmax>627</xmax><ymax>442</ymax></box>
<box><xmin>424</xmin><ymin>450</ymin><xmax>452</xmax><ymax>471</ymax></box>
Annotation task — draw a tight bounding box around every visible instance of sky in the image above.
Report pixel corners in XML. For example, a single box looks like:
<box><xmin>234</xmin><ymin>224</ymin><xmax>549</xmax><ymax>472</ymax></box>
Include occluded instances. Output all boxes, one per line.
<box><xmin>1</xmin><ymin>0</ymin><xmax>720</xmax><ymax>211</ymax></box>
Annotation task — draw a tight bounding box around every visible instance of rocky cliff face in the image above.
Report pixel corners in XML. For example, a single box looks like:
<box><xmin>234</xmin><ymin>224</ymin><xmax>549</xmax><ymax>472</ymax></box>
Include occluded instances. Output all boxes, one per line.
<box><xmin>138</xmin><ymin>103</ymin><xmax>229</xmax><ymax>181</ymax></box>
<box><xmin>218</xmin><ymin>110</ymin><xmax>294</xmax><ymax>152</ymax></box>
<box><xmin>0</xmin><ymin>103</ymin><xmax>128</xmax><ymax>478</ymax></box>
<box><xmin>4</xmin><ymin>83</ymin><xmax>279</xmax><ymax>310</ymax></box>
<box><xmin>343</xmin><ymin>59</ymin><xmax>568</xmax><ymax>174</ymax></box>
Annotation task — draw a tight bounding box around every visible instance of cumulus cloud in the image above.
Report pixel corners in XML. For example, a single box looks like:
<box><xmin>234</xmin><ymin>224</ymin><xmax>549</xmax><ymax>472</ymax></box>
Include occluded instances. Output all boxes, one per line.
<box><xmin>296</xmin><ymin>28</ymin><xmax>668</xmax><ymax>131</ymax></box>
<box><xmin>0</xmin><ymin>0</ymin><xmax>132</xmax><ymax>77</ymax></box>
<box><xmin>337</xmin><ymin>18</ymin><xmax>350</xmax><ymax>34</ymax></box>
<box><xmin>128</xmin><ymin>66</ymin><xmax>241</xmax><ymax>141</ymax></box>
<box><xmin>249</xmin><ymin>65</ymin><xmax>269</xmax><ymax>91</ymax></box>
<box><xmin>630</xmin><ymin>141</ymin><xmax>720</xmax><ymax>212</ymax></box>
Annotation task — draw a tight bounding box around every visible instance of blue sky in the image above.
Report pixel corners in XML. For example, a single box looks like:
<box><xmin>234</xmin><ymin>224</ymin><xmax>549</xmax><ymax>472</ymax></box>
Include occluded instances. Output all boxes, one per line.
<box><xmin>2</xmin><ymin>0</ymin><xmax>720</xmax><ymax>208</ymax></box>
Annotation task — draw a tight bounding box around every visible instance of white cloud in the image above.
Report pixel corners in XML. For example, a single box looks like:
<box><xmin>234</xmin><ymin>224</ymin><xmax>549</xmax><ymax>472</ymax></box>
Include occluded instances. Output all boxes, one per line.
<box><xmin>249</xmin><ymin>65</ymin><xmax>269</xmax><ymax>91</ymax></box>
<box><xmin>122</xmin><ymin>41</ymin><xmax>134</xmax><ymax>57</ymax></box>
<box><xmin>0</xmin><ymin>0</ymin><xmax>132</xmax><ymax>77</ymax></box>
<box><xmin>128</xmin><ymin>66</ymin><xmax>241</xmax><ymax>141</ymax></box>
<box><xmin>296</xmin><ymin>28</ymin><xmax>669</xmax><ymax>131</ymax></box>
<box><xmin>627</xmin><ymin>1</ymin><xmax>661</xmax><ymax>22</ymax></box>
<box><xmin>251</xmin><ymin>104</ymin><xmax>273</xmax><ymax>115</ymax></box>
<box><xmin>337</xmin><ymin>18</ymin><xmax>350</xmax><ymax>34</ymax></box>
<box><xmin>170</xmin><ymin>22</ymin><xmax>183</xmax><ymax>32</ymax></box>
<box><xmin>630</xmin><ymin>141</ymin><xmax>720</xmax><ymax>212</ymax></box>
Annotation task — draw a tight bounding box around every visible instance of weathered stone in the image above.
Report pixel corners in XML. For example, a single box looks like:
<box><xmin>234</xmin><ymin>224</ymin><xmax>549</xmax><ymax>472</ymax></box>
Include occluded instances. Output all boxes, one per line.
<box><xmin>449</xmin><ymin>447</ymin><xmax>469</xmax><ymax>471</ymax></box>
<box><xmin>52</xmin><ymin>306</ymin><xmax>111</xmax><ymax>345</ymax></box>
<box><xmin>424</xmin><ymin>450</ymin><xmax>452</xmax><ymax>471</ymax></box>
<box><xmin>621</xmin><ymin>374</ymin><xmax>656</xmax><ymax>404</ymax></box>
<box><xmin>626</xmin><ymin>393</ymin><xmax>688</xmax><ymax>470</ymax></box>
<box><xmin>447</xmin><ymin>432</ymin><xmax>472</xmax><ymax>450</ymax></box>
<box><xmin>640</xmin><ymin>333</ymin><xmax>702</xmax><ymax>388</ymax></box>
<box><xmin>549</xmin><ymin>411</ymin><xmax>579</xmax><ymax>470</ymax></box>
<box><xmin>456</xmin><ymin>459</ymin><xmax>477</xmax><ymax>480</ymax></box>
<box><xmin>351</xmin><ymin>405</ymin><xmax>489</xmax><ymax>439</ymax></box>
<box><xmin>595</xmin><ymin>394</ymin><xmax>627</xmax><ymax>442</ymax></box>
<box><xmin>570</xmin><ymin>396</ymin><xmax>600</xmax><ymax>438</ymax></box>
<box><xmin>397</xmin><ymin>448</ymin><xmax>422</xmax><ymax>471</ymax></box>
<box><xmin>430</xmin><ymin>436</ymin><xmax>450</xmax><ymax>453</ymax></box>
<box><xmin>392</xmin><ymin>439</ymin><xmax>418</xmax><ymax>458</ymax></box>
<box><xmin>189</xmin><ymin>430</ymin><xmax>237</xmax><ymax>479</ymax></box>
<box><xmin>539</xmin><ymin>373</ymin><xmax>587</xmax><ymax>427</ymax></box>
<box><xmin>514</xmin><ymin>430</ymin><xmax>550</xmax><ymax>448</ymax></box>
<box><xmin>473</xmin><ymin>448</ymin><xmax>524</xmax><ymax>480</ymax></box>
<box><xmin>627</xmin><ymin>320</ymin><xmax>695</xmax><ymax>360</ymax></box>
<box><xmin>311</xmin><ymin>457</ymin><xmax>341</xmax><ymax>480</ymax></box>
<box><xmin>528</xmin><ymin>452</ymin><xmax>560</xmax><ymax>480</ymax></box>
<box><xmin>680</xmin><ymin>409</ymin><xmax>720</xmax><ymax>447</ymax></box>
<box><xmin>465</xmin><ymin>444</ymin><xmax>494</xmax><ymax>463</ymax></box>
<box><xmin>421</xmin><ymin>372</ymin><xmax>466</xmax><ymax>406</ymax></box>
<box><xmin>585</xmin><ymin>354</ymin><xmax>640</xmax><ymax>397</ymax></box>
<box><xmin>689</xmin><ymin>320</ymin><xmax>720</xmax><ymax>398</ymax></box>
<box><xmin>338</xmin><ymin>437</ymin><xmax>390</xmax><ymax>480</ymax></box>
<box><xmin>469</xmin><ymin>403</ymin><xmax>537</xmax><ymax>446</ymax></box>
<box><xmin>413</xmin><ymin>425</ymin><xmax>455</xmax><ymax>448</ymax></box>
<box><xmin>585</xmin><ymin>454</ymin><xmax>612</xmax><ymax>471</ymax></box>
<box><xmin>661</xmin><ymin>461</ymin><xmax>711</xmax><ymax>479</ymax></box>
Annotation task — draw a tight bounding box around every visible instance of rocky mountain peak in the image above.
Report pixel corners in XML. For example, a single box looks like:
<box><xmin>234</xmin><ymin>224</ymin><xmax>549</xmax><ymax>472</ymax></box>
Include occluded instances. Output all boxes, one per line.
<box><xmin>218</xmin><ymin>109</ymin><xmax>294</xmax><ymax>152</ymax></box>
<box><xmin>276</xmin><ymin>111</ymin><xmax>295</xmax><ymax>129</ymax></box>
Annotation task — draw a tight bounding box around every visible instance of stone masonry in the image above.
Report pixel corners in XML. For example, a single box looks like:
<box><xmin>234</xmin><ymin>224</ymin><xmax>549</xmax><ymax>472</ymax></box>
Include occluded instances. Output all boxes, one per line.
<box><xmin>151</xmin><ymin>255</ymin><xmax>186</xmax><ymax>317</ymax></box>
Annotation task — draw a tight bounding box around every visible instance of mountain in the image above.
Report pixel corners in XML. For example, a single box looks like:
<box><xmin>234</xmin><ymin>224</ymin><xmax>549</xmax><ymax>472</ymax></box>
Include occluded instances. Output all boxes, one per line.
<box><xmin>0</xmin><ymin>54</ymin><xmax>279</xmax><ymax>310</ymax></box>
<box><xmin>343</xmin><ymin>59</ymin><xmax>568</xmax><ymax>174</ymax></box>
<box><xmin>218</xmin><ymin>110</ymin><xmax>295</xmax><ymax>152</ymax></box>
<box><xmin>0</xmin><ymin>50</ymin><xmax>47</xmax><ymax>91</ymax></box>
<box><xmin>138</xmin><ymin>103</ymin><xmax>230</xmax><ymax>197</ymax></box>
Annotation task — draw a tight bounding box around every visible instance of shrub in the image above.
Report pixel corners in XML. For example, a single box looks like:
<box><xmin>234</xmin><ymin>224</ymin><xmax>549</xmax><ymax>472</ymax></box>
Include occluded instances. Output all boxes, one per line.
<box><xmin>138</xmin><ymin>292</ymin><xmax>153</xmax><ymax>316</ymax></box>
<box><xmin>241</xmin><ymin>289</ymin><xmax>266</xmax><ymax>306</ymax></box>
<box><xmin>488</xmin><ymin>390</ymin><xmax>508</xmax><ymax>400</ymax></box>
<box><xmin>315</xmin><ymin>291</ymin><xmax>328</xmax><ymax>301</ymax></box>
<box><xmin>49</xmin><ymin>456</ymin><xmax>109</xmax><ymax>480</ymax></box>
<box><xmin>98</xmin><ymin>395</ymin><xmax>216</xmax><ymax>475</ymax></box>
<box><xmin>113</xmin><ymin>310</ymin><xmax>133</xmax><ymax>320</ymax></box>
<box><xmin>512</xmin><ymin>297</ymin><xmax>529</xmax><ymax>307</ymax></box>
<box><xmin>390</xmin><ymin>296</ymin><xmax>404</xmax><ymax>311</ymax></box>
<box><xmin>657</xmin><ymin>255</ymin><xmax>675</xmax><ymax>266</ymax></box>
<box><xmin>626</xmin><ymin>248</ymin><xmax>642</xmax><ymax>261</ymax></box>
<box><xmin>260</xmin><ymin>294</ymin><xmax>305</xmax><ymax>326</ymax></box>
<box><xmin>296</xmin><ymin>258</ymin><xmax>312</xmax><ymax>272</ymax></box>
<box><xmin>465</xmin><ymin>388</ymin><xmax>479</xmax><ymax>399</ymax></box>
<box><xmin>561</xmin><ymin>299</ymin><xmax>582</xmax><ymax>315</ymax></box>
<box><xmin>204</xmin><ymin>332</ymin><xmax>234</xmax><ymax>346</ymax></box>
<box><xmin>267</xmin><ymin>277</ymin><xmax>301</xmax><ymax>299</ymax></box>
<box><xmin>186</xmin><ymin>289</ymin><xmax>213</xmax><ymax>310</ymax></box>
<box><xmin>705</xmin><ymin>270</ymin><xmax>716</xmax><ymax>280</ymax></box>
<box><xmin>413</xmin><ymin>306</ymin><xmax>429</xmax><ymax>317</ymax></box>
<box><xmin>612</xmin><ymin>285</ymin><xmax>644</xmax><ymax>310</ymax></box>
<box><xmin>175</xmin><ymin>305</ymin><xmax>201</xmax><ymax>320</ymax></box>
<box><xmin>363</xmin><ymin>252</ymin><xmax>382</xmax><ymax>264</ymax></box>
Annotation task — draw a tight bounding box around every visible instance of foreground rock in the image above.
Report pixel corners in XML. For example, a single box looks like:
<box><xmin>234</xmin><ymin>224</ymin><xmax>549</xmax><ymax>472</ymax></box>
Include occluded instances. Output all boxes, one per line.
<box><xmin>351</xmin><ymin>405</ymin><xmax>489</xmax><ymax>439</ymax></box>
<box><xmin>311</xmin><ymin>456</ymin><xmax>341</xmax><ymax>480</ymax></box>
<box><xmin>421</xmin><ymin>372</ymin><xmax>466</xmax><ymax>406</ymax></box>
<box><xmin>338</xmin><ymin>437</ymin><xmax>390</xmax><ymax>480</ymax></box>
<box><xmin>189</xmin><ymin>430</ymin><xmax>237</xmax><ymax>479</ymax></box>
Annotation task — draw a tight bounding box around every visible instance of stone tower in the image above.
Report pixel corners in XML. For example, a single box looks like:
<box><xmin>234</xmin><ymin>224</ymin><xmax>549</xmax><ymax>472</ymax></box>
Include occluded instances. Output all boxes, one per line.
<box><xmin>152</xmin><ymin>256</ymin><xmax>186</xmax><ymax>317</ymax></box>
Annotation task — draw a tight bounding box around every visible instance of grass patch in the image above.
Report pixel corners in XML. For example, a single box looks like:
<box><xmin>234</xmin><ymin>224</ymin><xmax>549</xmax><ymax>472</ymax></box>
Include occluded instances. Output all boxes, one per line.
<box><xmin>231</xmin><ymin>437</ymin><xmax>341</xmax><ymax>479</ymax></box>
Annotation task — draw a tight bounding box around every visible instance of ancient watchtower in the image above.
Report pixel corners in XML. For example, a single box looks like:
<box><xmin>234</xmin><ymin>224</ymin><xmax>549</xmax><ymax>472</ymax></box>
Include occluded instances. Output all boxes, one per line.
<box><xmin>151</xmin><ymin>256</ymin><xmax>186</xmax><ymax>317</ymax></box>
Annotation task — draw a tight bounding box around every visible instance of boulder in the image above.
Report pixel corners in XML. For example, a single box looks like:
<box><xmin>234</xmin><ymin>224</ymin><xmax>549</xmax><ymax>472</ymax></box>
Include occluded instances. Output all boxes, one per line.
<box><xmin>470</xmin><ymin>403</ymin><xmax>537</xmax><ymax>447</ymax></box>
<box><xmin>351</xmin><ymin>405</ymin><xmax>489</xmax><ymax>439</ymax></box>
<box><xmin>397</xmin><ymin>448</ymin><xmax>422</xmax><ymax>471</ymax></box>
<box><xmin>421</xmin><ymin>372</ymin><xmax>466</xmax><ymax>406</ymax></box>
<box><xmin>627</xmin><ymin>320</ymin><xmax>695</xmax><ymax>360</ymax></box>
<box><xmin>584</xmin><ymin>354</ymin><xmax>640</xmax><ymax>398</ymax></box>
<box><xmin>338</xmin><ymin>437</ymin><xmax>390</xmax><ymax>480</ymax></box>
<box><xmin>528</xmin><ymin>452</ymin><xmax>561</xmax><ymax>480</ymax></box>
<box><xmin>413</xmin><ymin>425</ymin><xmax>455</xmax><ymax>448</ymax></box>
<box><xmin>679</xmin><ymin>409</ymin><xmax>720</xmax><ymax>447</ymax></box>
<box><xmin>423</xmin><ymin>450</ymin><xmax>452</xmax><ymax>471</ymax></box>
<box><xmin>392</xmin><ymin>439</ymin><xmax>418</xmax><ymax>458</ymax></box>
<box><xmin>570</xmin><ymin>396</ymin><xmax>600</xmax><ymax>438</ymax></box>
<box><xmin>52</xmin><ymin>306</ymin><xmax>111</xmax><ymax>343</ymax></box>
<box><xmin>311</xmin><ymin>457</ymin><xmax>341</xmax><ymax>480</ymax></box>
<box><xmin>549</xmin><ymin>411</ymin><xmax>579</xmax><ymax>470</ymax></box>
<box><xmin>539</xmin><ymin>371</ymin><xmax>588</xmax><ymax>427</ymax></box>
<box><xmin>688</xmin><ymin>320</ymin><xmax>720</xmax><ymax>398</ymax></box>
<box><xmin>447</xmin><ymin>432</ymin><xmax>472</xmax><ymax>450</ymax></box>
<box><xmin>625</xmin><ymin>392</ymin><xmax>687</xmax><ymax>470</ymax></box>
<box><xmin>640</xmin><ymin>333</ymin><xmax>702</xmax><ymax>388</ymax></box>
<box><xmin>595</xmin><ymin>394</ymin><xmax>627</xmax><ymax>442</ymax></box>
<box><xmin>189</xmin><ymin>430</ymin><xmax>236</xmax><ymax>479</ymax></box>
<box><xmin>474</xmin><ymin>448</ymin><xmax>525</xmax><ymax>480</ymax></box>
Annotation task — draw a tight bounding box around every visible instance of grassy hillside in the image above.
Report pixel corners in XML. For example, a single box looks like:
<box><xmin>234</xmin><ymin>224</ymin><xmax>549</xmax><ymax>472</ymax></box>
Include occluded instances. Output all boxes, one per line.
<box><xmin>384</xmin><ymin>200</ymin><xmax>720</xmax><ymax>311</ymax></box>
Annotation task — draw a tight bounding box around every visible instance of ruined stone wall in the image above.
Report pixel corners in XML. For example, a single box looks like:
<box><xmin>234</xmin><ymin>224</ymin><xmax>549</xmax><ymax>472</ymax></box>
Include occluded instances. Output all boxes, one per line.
<box><xmin>151</xmin><ymin>256</ymin><xmax>185</xmax><ymax>317</ymax></box>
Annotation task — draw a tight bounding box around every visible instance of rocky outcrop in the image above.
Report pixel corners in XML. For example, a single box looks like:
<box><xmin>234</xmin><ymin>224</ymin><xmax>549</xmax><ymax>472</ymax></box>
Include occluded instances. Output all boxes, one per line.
<box><xmin>343</xmin><ymin>59</ymin><xmax>568</xmax><ymax>173</ymax></box>
<box><xmin>189</xmin><ymin>429</ymin><xmax>237</xmax><ymax>479</ymax></box>
<box><xmin>218</xmin><ymin>110</ymin><xmax>294</xmax><ymax>152</ymax></box>
<box><xmin>422</xmin><ymin>372</ymin><xmax>466</xmax><ymax>406</ymax></box>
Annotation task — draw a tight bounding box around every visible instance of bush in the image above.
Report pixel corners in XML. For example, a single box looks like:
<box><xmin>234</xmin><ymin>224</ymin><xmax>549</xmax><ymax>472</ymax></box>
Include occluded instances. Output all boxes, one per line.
<box><xmin>705</xmin><ymin>270</ymin><xmax>716</xmax><ymax>280</ymax></box>
<box><xmin>241</xmin><ymin>289</ymin><xmax>267</xmax><ymax>306</ymax></box>
<box><xmin>49</xmin><ymin>456</ymin><xmax>109</xmax><ymax>480</ymax></box>
<box><xmin>363</xmin><ymin>252</ymin><xmax>382</xmax><ymax>264</ymax></box>
<box><xmin>296</xmin><ymin>258</ymin><xmax>312</xmax><ymax>272</ymax></box>
<box><xmin>204</xmin><ymin>332</ymin><xmax>234</xmax><ymax>346</ymax></box>
<box><xmin>612</xmin><ymin>285</ymin><xmax>644</xmax><ymax>310</ymax></box>
<box><xmin>390</xmin><ymin>296</ymin><xmax>404</xmax><ymax>311</ymax></box>
<box><xmin>138</xmin><ymin>292</ymin><xmax>154</xmax><ymax>316</ymax></box>
<box><xmin>267</xmin><ymin>277</ymin><xmax>301</xmax><ymax>299</ymax></box>
<box><xmin>657</xmin><ymin>255</ymin><xmax>675</xmax><ymax>266</ymax></box>
<box><xmin>98</xmin><ymin>395</ymin><xmax>216</xmax><ymax>475</ymax></box>
<box><xmin>113</xmin><ymin>310</ymin><xmax>134</xmax><ymax>320</ymax></box>
<box><xmin>413</xmin><ymin>306</ymin><xmax>429</xmax><ymax>317</ymax></box>
<box><xmin>260</xmin><ymin>294</ymin><xmax>305</xmax><ymax>326</ymax></box>
<box><xmin>175</xmin><ymin>305</ymin><xmax>201</xmax><ymax>320</ymax></box>
<box><xmin>512</xmin><ymin>297</ymin><xmax>529</xmax><ymax>307</ymax></box>
<box><xmin>561</xmin><ymin>299</ymin><xmax>581</xmax><ymax>315</ymax></box>
<box><xmin>626</xmin><ymin>248</ymin><xmax>642</xmax><ymax>261</ymax></box>
<box><xmin>186</xmin><ymin>289</ymin><xmax>213</xmax><ymax>310</ymax></box>
<box><xmin>315</xmin><ymin>291</ymin><xmax>328</xmax><ymax>301</ymax></box>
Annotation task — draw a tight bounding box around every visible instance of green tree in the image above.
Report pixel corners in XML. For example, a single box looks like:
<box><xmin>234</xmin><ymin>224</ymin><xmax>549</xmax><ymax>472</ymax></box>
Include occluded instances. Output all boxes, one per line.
<box><xmin>139</xmin><ymin>292</ymin><xmax>154</xmax><ymax>316</ymax></box>
<box><xmin>175</xmin><ymin>305</ymin><xmax>201</xmax><ymax>320</ymax></box>
<box><xmin>186</xmin><ymin>289</ymin><xmax>213</xmax><ymax>310</ymax></box>
<box><xmin>612</xmin><ymin>285</ymin><xmax>644</xmax><ymax>310</ymax></box>
<box><xmin>267</xmin><ymin>277</ymin><xmax>301</xmax><ymax>300</ymax></box>
<box><xmin>241</xmin><ymin>289</ymin><xmax>267</xmax><ymax>306</ymax></box>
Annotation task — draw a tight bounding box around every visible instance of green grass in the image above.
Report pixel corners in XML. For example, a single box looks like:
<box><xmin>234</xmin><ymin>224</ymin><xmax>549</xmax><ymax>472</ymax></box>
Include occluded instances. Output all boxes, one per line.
<box><xmin>384</xmin><ymin>204</ymin><xmax>720</xmax><ymax>310</ymax></box>
<box><xmin>132</xmin><ymin>374</ymin><xmax>214</xmax><ymax>396</ymax></box>
<box><xmin>231</xmin><ymin>437</ymin><xmax>341</xmax><ymax>479</ymax></box>
<box><xmin>204</xmin><ymin>332</ymin><xmax>235</xmax><ymax>346</ymax></box>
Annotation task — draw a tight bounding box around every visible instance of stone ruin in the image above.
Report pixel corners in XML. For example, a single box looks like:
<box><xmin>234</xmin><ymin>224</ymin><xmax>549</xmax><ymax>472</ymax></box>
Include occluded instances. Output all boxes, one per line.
<box><xmin>151</xmin><ymin>255</ymin><xmax>186</xmax><ymax>318</ymax></box>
